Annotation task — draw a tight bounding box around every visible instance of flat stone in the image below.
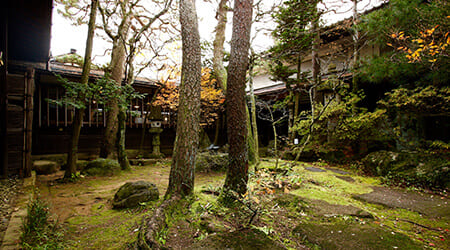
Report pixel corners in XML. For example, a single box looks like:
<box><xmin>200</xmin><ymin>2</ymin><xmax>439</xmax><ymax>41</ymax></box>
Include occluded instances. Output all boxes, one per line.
<box><xmin>327</xmin><ymin>168</ymin><xmax>350</xmax><ymax>175</ymax></box>
<box><xmin>304</xmin><ymin>167</ymin><xmax>326</xmax><ymax>172</ymax></box>
<box><xmin>309</xmin><ymin>199</ymin><xmax>373</xmax><ymax>219</ymax></box>
<box><xmin>335</xmin><ymin>175</ymin><xmax>355</xmax><ymax>183</ymax></box>
<box><xmin>354</xmin><ymin>186</ymin><xmax>450</xmax><ymax>218</ymax></box>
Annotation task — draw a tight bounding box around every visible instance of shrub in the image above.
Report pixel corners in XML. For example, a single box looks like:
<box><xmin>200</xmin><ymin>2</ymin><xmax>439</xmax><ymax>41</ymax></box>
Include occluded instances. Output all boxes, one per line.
<box><xmin>361</xmin><ymin>150</ymin><xmax>449</xmax><ymax>190</ymax></box>
<box><xmin>292</xmin><ymin>91</ymin><xmax>392</xmax><ymax>161</ymax></box>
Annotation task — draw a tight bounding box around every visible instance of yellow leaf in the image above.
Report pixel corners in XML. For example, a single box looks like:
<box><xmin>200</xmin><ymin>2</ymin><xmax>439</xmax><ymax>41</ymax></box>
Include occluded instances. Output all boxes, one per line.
<box><xmin>387</xmin><ymin>43</ymin><xmax>393</xmax><ymax>47</ymax></box>
<box><xmin>284</xmin><ymin>187</ymin><xmax>290</xmax><ymax>194</ymax></box>
<box><xmin>252</xmin><ymin>196</ymin><xmax>260</xmax><ymax>204</ymax></box>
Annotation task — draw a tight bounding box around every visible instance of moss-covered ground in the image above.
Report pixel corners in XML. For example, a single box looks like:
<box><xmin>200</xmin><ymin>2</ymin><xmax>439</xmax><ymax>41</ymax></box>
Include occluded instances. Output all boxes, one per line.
<box><xmin>34</xmin><ymin>158</ymin><xmax>449</xmax><ymax>249</ymax></box>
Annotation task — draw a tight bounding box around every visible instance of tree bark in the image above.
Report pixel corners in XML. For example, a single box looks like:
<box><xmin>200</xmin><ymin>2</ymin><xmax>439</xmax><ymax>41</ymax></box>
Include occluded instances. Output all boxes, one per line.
<box><xmin>222</xmin><ymin>0</ymin><xmax>253</xmax><ymax>198</ymax></box>
<box><xmin>352</xmin><ymin>0</ymin><xmax>360</xmax><ymax>93</ymax></box>
<box><xmin>248</xmin><ymin>53</ymin><xmax>259</xmax><ymax>166</ymax></box>
<box><xmin>65</xmin><ymin>0</ymin><xmax>98</xmax><ymax>179</ymax></box>
<box><xmin>165</xmin><ymin>0</ymin><xmax>201</xmax><ymax>197</ymax></box>
<box><xmin>212</xmin><ymin>0</ymin><xmax>228</xmax><ymax>90</ymax></box>
<box><xmin>99</xmin><ymin>1</ymin><xmax>131</xmax><ymax>159</ymax></box>
<box><xmin>117</xmin><ymin>109</ymin><xmax>131</xmax><ymax>170</ymax></box>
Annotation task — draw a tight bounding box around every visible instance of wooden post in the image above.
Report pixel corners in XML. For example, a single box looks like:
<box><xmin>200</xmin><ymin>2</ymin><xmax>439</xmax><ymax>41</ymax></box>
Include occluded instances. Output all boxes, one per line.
<box><xmin>0</xmin><ymin>9</ymin><xmax>8</xmax><ymax>178</ymax></box>
<box><xmin>23</xmin><ymin>68</ymin><xmax>34</xmax><ymax>178</ymax></box>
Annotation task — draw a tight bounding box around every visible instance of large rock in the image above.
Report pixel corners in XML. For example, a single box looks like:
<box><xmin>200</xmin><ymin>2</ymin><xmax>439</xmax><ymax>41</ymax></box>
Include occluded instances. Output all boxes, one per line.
<box><xmin>195</xmin><ymin>152</ymin><xmax>228</xmax><ymax>172</ymax></box>
<box><xmin>33</xmin><ymin>160</ymin><xmax>60</xmax><ymax>175</ymax></box>
<box><xmin>81</xmin><ymin>158</ymin><xmax>120</xmax><ymax>176</ymax></box>
<box><xmin>112</xmin><ymin>181</ymin><xmax>159</xmax><ymax>209</ymax></box>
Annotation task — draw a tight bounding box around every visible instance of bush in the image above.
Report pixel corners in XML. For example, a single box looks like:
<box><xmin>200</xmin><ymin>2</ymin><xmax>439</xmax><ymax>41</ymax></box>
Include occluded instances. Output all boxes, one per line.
<box><xmin>81</xmin><ymin>158</ymin><xmax>121</xmax><ymax>176</ymax></box>
<box><xmin>292</xmin><ymin>91</ymin><xmax>392</xmax><ymax>161</ymax></box>
<box><xmin>361</xmin><ymin>150</ymin><xmax>450</xmax><ymax>190</ymax></box>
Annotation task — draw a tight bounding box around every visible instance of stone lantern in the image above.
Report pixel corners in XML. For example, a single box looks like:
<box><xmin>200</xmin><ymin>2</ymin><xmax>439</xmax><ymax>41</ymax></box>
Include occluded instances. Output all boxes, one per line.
<box><xmin>147</xmin><ymin>106</ymin><xmax>164</xmax><ymax>158</ymax></box>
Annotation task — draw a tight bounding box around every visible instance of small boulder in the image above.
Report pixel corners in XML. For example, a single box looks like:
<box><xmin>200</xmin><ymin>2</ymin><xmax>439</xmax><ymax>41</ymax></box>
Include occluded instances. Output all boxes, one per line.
<box><xmin>33</xmin><ymin>160</ymin><xmax>60</xmax><ymax>175</ymax></box>
<box><xmin>195</xmin><ymin>152</ymin><xmax>228</xmax><ymax>172</ymax></box>
<box><xmin>112</xmin><ymin>181</ymin><xmax>159</xmax><ymax>208</ymax></box>
<box><xmin>81</xmin><ymin>158</ymin><xmax>120</xmax><ymax>176</ymax></box>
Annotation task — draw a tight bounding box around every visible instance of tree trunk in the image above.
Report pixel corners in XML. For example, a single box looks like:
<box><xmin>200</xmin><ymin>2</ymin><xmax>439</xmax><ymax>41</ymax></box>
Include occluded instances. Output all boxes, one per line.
<box><xmin>99</xmin><ymin>5</ymin><xmax>131</xmax><ymax>159</ymax></box>
<box><xmin>246</xmin><ymin>106</ymin><xmax>256</xmax><ymax>165</ymax></box>
<box><xmin>352</xmin><ymin>0</ymin><xmax>360</xmax><ymax>93</ymax></box>
<box><xmin>222</xmin><ymin>0</ymin><xmax>253</xmax><ymax>198</ymax></box>
<box><xmin>248</xmin><ymin>54</ymin><xmax>259</xmax><ymax>166</ymax></box>
<box><xmin>165</xmin><ymin>0</ymin><xmax>201</xmax><ymax>198</ymax></box>
<box><xmin>65</xmin><ymin>0</ymin><xmax>98</xmax><ymax>179</ymax></box>
<box><xmin>312</xmin><ymin>18</ymin><xmax>320</xmax><ymax>91</ymax></box>
<box><xmin>292</xmin><ymin>54</ymin><xmax>302</xmax><ymax>141</ymax></box>
<box><xmin>212</xmin><ymin>0</ymin><xmax>228</xmax><ymax>145</ymax></box>
<box><xmin>117</xmin><ymin>109</ymin><xmax>131</xmax><ymax>170</ymax></box>
<box><xmin>212</xmin><ymin>0</ymin><xmax>228</xmax><ymax>90</ymax></box>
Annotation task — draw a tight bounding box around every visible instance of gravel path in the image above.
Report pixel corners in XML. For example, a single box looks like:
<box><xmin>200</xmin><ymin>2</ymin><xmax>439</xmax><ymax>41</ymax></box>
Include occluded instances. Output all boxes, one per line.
<box><xmin>0</xmin><ymin>178</ymin><xmax>21</xmax><ymax>245</ymax></box>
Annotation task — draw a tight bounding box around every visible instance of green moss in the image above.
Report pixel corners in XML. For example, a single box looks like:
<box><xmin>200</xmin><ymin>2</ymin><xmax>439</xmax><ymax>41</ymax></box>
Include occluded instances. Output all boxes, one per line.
<box><xmin>291</xmin><ymin>170</ymin><xmax>373</xmax><ymax>206</ymax></box>
<box><xmin>81</xmin><ymin>158</ymin><xmax>121</xmax><ymax>177</ymax></box>
<box><xmin>192</xmin><ymin>228</ymin><xmax>286</xmax><ymax>249</ymax></box>
<box><xmin>66</xmin><ymin>201</ymin><xmax>155</xmax><ymax>249</ymax></box>
<box><xmin>293</xmin><ymin>220</ymin><xmax>421</xmax><ymax>249</ymax></box>
<box><xmin>195</xmin><ymin>152</ymin><xmax>228</xmax><ymax>172</ymax></box>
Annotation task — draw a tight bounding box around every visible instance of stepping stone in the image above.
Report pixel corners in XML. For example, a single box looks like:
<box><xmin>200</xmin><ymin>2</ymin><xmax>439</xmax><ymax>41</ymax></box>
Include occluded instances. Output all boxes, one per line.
<box><xmin>354</xmin><ymin>186</ymin><xmax>450</xmax><ymax>219</ymax></box>
<box><xmin>308</xmin><ymin>199</ymin><xmax>373</xmax><ymax>218</ymax></box>
<box><xmin>305</xmin><ymin>167</ymin><xmax>326</xmax><ymax>172</ymax></box>
<box><xmin>335</xmin><ymin>175</ymin><xmax>355</xmax><ymax>183</ymax></box>
<box><xmin>327</xmin><ymin>168</ymin><xmax>350</xmax><ymax>175</ymax></box>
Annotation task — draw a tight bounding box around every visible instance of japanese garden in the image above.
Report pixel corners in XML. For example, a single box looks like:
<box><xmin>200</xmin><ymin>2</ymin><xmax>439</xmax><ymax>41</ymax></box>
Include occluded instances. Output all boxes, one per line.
<box><xmin>0</xmin><ymin>0</ymin><xmax>448</xmax><ymax>249</ymax></box>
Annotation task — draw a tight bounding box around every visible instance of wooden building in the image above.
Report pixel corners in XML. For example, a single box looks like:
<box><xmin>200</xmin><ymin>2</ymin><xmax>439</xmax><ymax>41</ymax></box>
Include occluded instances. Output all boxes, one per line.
<box><xmin>0</xmin><ymin>0</ymin><xmax>173</xmax><ymax>178</ymax></box>
<box><xmin>1</xmin><ymin>0</ymin><xmax>53</xmax><ymax>178</ymax></box>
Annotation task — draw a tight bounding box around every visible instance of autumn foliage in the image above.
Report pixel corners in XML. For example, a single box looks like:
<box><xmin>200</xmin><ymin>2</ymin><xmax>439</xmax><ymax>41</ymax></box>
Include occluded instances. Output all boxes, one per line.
<box><xmin>153</xmin><ymin>67</ymin><xmax>225</xmax><ymax>126</ymax></box>
<box><xmin>388</xmin><ymin>20</ymin><xmax>449</xmax><ymax>66</ymax></box>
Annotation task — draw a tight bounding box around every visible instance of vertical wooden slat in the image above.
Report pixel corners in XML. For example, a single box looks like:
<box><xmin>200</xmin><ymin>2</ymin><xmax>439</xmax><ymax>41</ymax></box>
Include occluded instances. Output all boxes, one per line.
<box><xmin>141</xmin><ymin>98</ymin><xmax>144</xmax><ymax>128</ymax></box>
<box><xmin>96</xmin><ymin>103</ymin><xmax>98</xmax><ymax>127</ymax></box>
<box><xmin>47</xmin><ymin>88</ymin><xmax>49</xmax><ymax>127</ymax></box>
<box><xmin>88</xmin><ymin>102</ymin><xmax>91</xmax><ymax>127</ymax></box>
<box><xmin>130</xmin><ymin>100</ymin><xmax>133</xmax><ymax>128</ymax></box>
<box><xmin>65</xmin><ymin>103</ymin><xmax>67</xmax><ymax>127</ymax></box>
<box><xmin>56</xmin><ymin>88</ymin><xmax>59</xmax><ymax>127</ymax></box>
<box><xmin>38</xmin><ymin>85</ymin><xmax>41</xmax><ymax>127</ymax></box>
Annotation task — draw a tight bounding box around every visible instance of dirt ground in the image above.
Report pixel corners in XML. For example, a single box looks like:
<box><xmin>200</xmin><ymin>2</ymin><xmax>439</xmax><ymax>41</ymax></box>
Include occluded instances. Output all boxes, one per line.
<box><xmin>27</xmin><ymin>159</ymin><xmax>449</xmax><ymax>249</ymax></box>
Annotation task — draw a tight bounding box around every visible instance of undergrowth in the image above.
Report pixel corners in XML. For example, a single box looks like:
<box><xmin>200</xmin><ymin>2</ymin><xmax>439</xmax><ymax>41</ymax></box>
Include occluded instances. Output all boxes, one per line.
<box><xmin>21</xmin><ymin>194</ymin><xmax>65</xmax><ymax>249</ymax></box>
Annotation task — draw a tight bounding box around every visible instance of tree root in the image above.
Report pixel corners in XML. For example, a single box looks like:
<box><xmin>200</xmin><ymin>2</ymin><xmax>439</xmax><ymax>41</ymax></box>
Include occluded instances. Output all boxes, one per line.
<box><xmin>136</xmin><ymin>195</ymin><xmax>180</xmax><ymax>249</ymax></box>
<box><xmin>399</xmin><ymin>219</ymin><xmax>444</xmax><ymax>232</ymax></box>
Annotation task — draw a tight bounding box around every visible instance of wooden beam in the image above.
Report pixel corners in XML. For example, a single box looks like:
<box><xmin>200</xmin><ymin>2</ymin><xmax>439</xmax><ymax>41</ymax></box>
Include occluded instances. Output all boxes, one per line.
<box><xmin>23</xmin><ymin>68</ymin><xmax>34</xmax><ymax>178</ymax></box>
